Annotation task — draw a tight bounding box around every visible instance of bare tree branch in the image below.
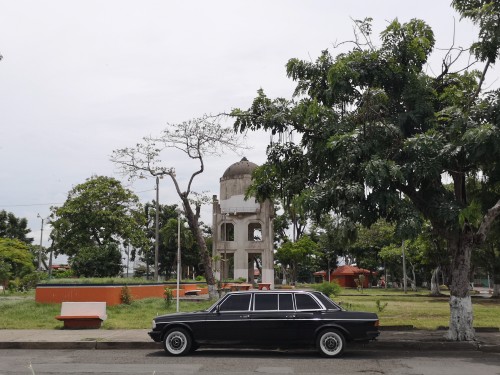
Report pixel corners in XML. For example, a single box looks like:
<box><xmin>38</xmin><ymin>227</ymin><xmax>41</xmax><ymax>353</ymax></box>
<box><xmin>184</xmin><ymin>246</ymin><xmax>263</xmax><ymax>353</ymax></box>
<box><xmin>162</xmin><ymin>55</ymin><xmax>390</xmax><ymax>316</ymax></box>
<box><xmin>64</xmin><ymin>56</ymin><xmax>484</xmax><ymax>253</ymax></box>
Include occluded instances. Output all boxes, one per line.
<box><xmin>110</xmin><ymin>114</ymin><xmax>248</xmax><ymax>298</ymax></box>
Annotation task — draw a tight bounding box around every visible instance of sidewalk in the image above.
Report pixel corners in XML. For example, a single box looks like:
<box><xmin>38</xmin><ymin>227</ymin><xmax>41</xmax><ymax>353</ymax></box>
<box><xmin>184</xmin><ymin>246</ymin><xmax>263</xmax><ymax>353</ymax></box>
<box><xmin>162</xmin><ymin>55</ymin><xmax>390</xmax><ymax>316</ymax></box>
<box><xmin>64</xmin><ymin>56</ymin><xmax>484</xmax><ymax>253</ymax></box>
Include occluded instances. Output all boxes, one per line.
<box><xmin>0</xmin><ymin>328</ymin><xmax>499</xmax><ymax>353</ymax></box>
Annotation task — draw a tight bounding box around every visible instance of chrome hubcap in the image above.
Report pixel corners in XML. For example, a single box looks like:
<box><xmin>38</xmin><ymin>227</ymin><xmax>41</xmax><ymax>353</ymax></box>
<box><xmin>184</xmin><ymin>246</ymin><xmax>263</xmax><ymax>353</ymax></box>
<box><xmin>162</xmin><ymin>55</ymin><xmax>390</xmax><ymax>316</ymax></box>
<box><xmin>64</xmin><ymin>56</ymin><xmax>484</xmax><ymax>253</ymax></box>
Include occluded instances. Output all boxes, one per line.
<box><xmin>166</xmin><ymin>332</ymin><xmax>186</xmax><ymax>353</ymax></box>
<box><xmin>321</xmin><ymin>333</ymin><xmax>341</xmax><ymax>355</ymax></box>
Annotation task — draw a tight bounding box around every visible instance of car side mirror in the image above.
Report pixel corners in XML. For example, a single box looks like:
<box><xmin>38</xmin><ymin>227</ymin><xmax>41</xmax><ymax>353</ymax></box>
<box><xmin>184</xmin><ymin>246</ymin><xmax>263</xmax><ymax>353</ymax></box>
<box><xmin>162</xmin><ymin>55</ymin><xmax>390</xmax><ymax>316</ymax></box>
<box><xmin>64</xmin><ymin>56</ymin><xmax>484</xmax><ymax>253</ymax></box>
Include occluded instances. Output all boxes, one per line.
<box><xmin>215</xmin><ymin>304</ymin><xmax>221</xmax><ymax>314</ymax></box>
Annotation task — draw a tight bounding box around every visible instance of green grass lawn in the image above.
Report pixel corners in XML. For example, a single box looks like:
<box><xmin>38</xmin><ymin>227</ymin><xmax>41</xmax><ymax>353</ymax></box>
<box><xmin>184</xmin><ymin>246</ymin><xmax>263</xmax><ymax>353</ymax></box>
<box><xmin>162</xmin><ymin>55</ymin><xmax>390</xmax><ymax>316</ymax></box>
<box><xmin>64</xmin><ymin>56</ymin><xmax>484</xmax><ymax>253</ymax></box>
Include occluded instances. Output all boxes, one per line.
<box><xmin>335</xmin><ymin>291</ymin><xmax>500</xmax><ymax>329</ymax></box>
<box><xmin>1</xmin><ymin>290</ymin><xmax>498</xmax><ymax>330</ymax></box>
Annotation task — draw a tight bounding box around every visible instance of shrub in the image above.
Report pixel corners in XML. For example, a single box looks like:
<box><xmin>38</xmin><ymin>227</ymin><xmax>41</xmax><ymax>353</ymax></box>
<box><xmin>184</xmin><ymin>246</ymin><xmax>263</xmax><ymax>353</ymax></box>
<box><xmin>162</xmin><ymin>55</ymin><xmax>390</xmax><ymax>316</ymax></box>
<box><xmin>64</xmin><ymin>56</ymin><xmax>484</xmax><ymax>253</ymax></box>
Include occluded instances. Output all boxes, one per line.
<box><xmin>20</xmin><ymin>273</ymin><xmax>41</xmax><ymax>290</ymax></box>
<box><xmin>375</xmin><ymin>299</ymin><xmax>388</xmax><ymax>312</ymax></box>
<box><xmin>313</xmin><ymin>281</ymin><xmax>342</xmax><ymax>297</ymax></box>
<box><xmin>164</xmin><ymin>287</ymin><xmax>173</xmax><ymax>308</ymax></box>
<box><xmin>52</xmin><ymin>269</ymin><xmax>75</xmax><ymax>279</ymax></box>
<box><xmin>120</xmin><ymin>285</ymin><xmax>133</xmax><ymax>305</ymax></box>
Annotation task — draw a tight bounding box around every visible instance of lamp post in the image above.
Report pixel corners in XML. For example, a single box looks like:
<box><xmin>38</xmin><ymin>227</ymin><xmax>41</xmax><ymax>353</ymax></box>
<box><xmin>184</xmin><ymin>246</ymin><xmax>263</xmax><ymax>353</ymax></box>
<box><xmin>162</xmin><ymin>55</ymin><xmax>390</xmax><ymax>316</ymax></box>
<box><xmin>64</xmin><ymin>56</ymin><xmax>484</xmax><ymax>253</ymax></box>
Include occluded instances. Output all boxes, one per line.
<box><xmin>222</xmin><ymin>213</ymin><xmax>227</xmax><ymax>283</ymax></box>
<box><xmin>176</xmin><ymin>208</ymin><xmax>182</xmax><ymax>313</ymax></box>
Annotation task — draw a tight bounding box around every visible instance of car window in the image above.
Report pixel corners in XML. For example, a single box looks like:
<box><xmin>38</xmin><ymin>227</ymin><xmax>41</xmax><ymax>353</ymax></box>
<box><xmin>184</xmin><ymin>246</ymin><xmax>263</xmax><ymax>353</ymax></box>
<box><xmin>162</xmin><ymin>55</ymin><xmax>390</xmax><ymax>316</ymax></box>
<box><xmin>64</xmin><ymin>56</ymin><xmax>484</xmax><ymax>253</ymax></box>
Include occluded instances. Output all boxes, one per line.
<box><xmin>254</xmin><ymin>293</ymin><xmax>278</xmax><ymax>310</ymax></box>
<box><xmin>312</xmin><ymin>292</ymin><xmax>341</xmax><ymax>310</ymax></box>
<box><xmin>278</xmin><ymin>294</ymin><xmax>294</xmax><ymax>310</ymax></box>
<box><xmin>219</xmin><ymin>294</ymin><xmax>251</xmax><ymax>312</ymax></box>
<box><xmin>295</xmin><ymin>293</ymin><xmax>321</xmax><ymax>310</ymax></box>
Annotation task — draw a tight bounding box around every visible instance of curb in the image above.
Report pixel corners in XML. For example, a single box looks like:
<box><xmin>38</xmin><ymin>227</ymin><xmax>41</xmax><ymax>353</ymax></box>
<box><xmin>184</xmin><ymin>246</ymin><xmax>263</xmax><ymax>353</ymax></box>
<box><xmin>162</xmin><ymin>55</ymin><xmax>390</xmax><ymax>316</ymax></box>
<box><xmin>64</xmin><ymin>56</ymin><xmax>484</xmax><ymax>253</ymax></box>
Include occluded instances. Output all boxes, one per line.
<box><xmin>95</xmin><ymin>341</ymin><xmax>159</xmax><ymax>350</ymax></box>
<box><xmin>0</xmin><ymin>340</ymin><xmax>497</xmax><ymax>353</ymax></box>
<box><xmin>370</xmin><ymin>341</ymin><xmax>479</xmax><ymax>351</ymax></box>
<box><xmin>0</xmin><ymin>341</ymin><xmax>160</xmax><ymax>350</ymax></box>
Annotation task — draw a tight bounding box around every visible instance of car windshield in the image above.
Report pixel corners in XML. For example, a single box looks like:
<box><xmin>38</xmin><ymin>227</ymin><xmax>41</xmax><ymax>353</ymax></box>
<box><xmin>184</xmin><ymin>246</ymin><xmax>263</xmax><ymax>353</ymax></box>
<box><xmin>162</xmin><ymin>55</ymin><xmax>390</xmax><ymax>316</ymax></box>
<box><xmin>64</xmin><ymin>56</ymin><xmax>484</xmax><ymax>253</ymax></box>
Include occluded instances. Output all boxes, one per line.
<box><xmin>312</xmin><ymin>292</ymin><xmax>342</xmax><ymax>310</ymax></box>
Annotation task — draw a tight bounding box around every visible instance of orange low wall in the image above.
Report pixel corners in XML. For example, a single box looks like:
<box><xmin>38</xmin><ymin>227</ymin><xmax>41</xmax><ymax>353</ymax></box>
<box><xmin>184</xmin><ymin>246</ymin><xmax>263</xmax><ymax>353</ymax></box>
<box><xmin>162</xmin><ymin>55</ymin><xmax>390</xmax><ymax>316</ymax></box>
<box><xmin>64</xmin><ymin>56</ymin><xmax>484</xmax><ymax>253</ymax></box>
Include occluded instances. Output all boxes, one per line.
<box><xmin>36</xmin><ymin>283</ymin><xmax>207</xmax><ymax>306</ymax></box>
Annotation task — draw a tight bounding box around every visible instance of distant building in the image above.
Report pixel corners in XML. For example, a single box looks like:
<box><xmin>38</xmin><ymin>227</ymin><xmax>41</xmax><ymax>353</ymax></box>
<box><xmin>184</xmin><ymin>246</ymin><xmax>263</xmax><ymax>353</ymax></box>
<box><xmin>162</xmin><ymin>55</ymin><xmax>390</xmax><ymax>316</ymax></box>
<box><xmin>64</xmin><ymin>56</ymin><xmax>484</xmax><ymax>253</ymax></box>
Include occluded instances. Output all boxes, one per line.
<box><xmin>212</xmin><ymin>158</ymin><xmax>275</xmax><ymax>287</ymax></box>
<box><xmin>316</xmin><ymin>265</ymin><xmax>372</xmax><ymax>288</ymax></box>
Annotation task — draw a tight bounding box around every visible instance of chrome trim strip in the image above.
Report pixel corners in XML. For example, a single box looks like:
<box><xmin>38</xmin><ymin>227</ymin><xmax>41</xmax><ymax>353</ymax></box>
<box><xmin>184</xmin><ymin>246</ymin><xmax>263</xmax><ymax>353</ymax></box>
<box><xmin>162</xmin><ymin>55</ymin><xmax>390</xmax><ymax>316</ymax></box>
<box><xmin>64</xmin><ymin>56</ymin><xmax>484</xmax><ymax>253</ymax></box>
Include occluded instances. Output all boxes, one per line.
<box><xmin>157</xmin><ymin>318</ymin><xmax>379</xmax><ymax>324</ymax></box>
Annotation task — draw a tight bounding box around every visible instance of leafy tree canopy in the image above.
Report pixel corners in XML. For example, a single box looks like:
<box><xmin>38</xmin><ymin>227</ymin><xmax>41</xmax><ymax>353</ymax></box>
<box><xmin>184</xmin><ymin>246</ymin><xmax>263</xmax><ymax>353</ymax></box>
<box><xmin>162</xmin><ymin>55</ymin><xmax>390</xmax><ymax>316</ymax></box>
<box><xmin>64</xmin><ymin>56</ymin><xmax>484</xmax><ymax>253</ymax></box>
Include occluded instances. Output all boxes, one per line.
<box><xmin>50</xmin><ymin>175</ymin><xmax>147</xmax><ymax>258</ymax></box>
<box><xmin>0</xmin><ymin>210</ymin><xmax>33</xmax><ymax>244</ymax></box>
<box><xmin>232</xmin><ymin>3</ymin><xmax>500</xmax><ymax>340</ymax></box>
<box><xmin>0</xmin><ymin>238</ymin><xmax>35</xmax><ymax>279</ymax></box>
<box><xmin>70</xmin><ymin>244</ymin><xmax>123</xmax><ymax>278</ymax></box>
<box><xmin>276</xmin><ymin>235</ymin><xmax>319</xmax><ymax>283</ymax></box>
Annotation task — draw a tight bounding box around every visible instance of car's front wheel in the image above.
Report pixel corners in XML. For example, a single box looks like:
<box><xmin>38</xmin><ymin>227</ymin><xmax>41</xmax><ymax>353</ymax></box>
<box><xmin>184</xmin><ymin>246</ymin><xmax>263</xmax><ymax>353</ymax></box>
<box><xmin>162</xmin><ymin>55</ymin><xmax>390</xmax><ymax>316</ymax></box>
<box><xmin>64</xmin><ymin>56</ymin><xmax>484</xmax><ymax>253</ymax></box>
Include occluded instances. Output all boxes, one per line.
<box><xmin>163</xmin><ymin>328</ymin><xmax>192</xmax><ymax>356</ymax></box>
<box><xmin>316</xmin><ymin>329</ymin><xmax>345</xmax><ymax>357</ymax></box>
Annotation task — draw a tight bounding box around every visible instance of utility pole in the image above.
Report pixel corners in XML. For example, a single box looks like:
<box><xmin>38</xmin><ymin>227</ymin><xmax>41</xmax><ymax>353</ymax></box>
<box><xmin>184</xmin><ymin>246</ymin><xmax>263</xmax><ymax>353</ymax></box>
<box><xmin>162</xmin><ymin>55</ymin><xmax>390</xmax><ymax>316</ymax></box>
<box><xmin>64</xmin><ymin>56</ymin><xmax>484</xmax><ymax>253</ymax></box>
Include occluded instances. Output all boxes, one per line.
<box><xmin>37</xmin><ymin>214</ymin><xmax>44</xmax><ymax>272</ymax></box>
<box><xmin>154</xmin><ymin>176</ymin><xmax>160</xmax><ymax>282</ymax></box>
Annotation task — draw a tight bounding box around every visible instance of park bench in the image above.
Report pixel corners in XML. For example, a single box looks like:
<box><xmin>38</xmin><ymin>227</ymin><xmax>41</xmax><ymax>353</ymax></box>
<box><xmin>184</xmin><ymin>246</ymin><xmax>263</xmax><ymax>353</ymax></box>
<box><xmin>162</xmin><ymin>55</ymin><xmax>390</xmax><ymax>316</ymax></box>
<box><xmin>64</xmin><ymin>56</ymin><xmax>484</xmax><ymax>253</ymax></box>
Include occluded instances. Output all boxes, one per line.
<box><xmin>183</xmin><ymin>284</ymin><xmax>202</xmax><ymax>296</ymax></box>
<box><xmin>55</xmin><ymin>302</ymin><xmax>107</xmax><ymax>329</ymax></box>
<box><xmin>257</xmin><ymin>282</ymin><xmax>271</xmax><ymax>290</ymax></box>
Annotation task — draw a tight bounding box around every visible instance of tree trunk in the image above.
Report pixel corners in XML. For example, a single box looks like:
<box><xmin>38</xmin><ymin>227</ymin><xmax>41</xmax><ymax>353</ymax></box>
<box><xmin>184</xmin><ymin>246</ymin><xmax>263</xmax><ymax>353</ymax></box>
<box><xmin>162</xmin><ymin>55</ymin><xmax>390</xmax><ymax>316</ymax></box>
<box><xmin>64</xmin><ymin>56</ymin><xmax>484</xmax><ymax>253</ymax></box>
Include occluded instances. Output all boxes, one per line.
<box><xmin>430</xmin><ymin>266</ymin><xmax>441</xmax><ymax>296</ymax></box>
<box><xmin>181</xmin><ymin>198</ymin><xmax>218</xmax><ymax>300</ymax></box>
<box><xmin>445</xmin><ymin>235</ymin><xmax>475</xmax><ymax>341</ymax></box>
<box><xmin>492</xmin><ymin>258</ymin><xmax>500</xmax><ymax>298</ymax></box>
<box><xmin>493</xmin><ymin>284</ymin><xmax>500</xmax><ymax>298</ymax></box>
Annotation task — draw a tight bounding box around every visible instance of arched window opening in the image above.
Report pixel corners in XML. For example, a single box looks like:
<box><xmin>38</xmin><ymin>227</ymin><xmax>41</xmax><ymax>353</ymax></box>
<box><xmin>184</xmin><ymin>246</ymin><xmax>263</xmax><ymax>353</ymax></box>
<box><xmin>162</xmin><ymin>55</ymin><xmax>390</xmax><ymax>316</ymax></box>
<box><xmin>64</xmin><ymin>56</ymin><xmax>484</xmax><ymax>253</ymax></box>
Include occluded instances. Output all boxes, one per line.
<box><xmin>248</xmin><ymin>222</ymin><xmax>262</xmax><ymax>241</ymax></box>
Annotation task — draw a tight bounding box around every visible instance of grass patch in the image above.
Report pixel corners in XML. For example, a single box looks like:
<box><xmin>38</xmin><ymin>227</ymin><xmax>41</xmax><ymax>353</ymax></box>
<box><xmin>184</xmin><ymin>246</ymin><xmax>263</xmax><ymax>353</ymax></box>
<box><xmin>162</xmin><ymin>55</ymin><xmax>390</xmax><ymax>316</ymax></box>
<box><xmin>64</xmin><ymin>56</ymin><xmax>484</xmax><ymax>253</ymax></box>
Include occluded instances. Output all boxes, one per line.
<box><xmin>0</xmin><ymin>296</ymin><xmax>214</xmax><ymax>329</ymax></box>
<box><xmin>1</xmin><ymin>293</ymin><xmax>498</xmax><ymax>330</ymax></box>
<box><xmin>334</xmin><ymin>294</ymin><xmax>500</xmax><ymax>329</ymax></box>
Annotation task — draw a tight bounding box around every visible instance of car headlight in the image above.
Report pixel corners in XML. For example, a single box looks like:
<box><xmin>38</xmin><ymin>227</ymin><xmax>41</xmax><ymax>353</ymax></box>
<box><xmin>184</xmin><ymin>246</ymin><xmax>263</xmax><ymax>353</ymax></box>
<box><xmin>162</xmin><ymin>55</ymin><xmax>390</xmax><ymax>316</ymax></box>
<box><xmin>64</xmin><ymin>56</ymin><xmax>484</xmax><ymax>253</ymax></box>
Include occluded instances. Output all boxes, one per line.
<box><xmin>152</xmin><ymin>320</ymin><xmax>157</xmax><ymax>330</ymax></box>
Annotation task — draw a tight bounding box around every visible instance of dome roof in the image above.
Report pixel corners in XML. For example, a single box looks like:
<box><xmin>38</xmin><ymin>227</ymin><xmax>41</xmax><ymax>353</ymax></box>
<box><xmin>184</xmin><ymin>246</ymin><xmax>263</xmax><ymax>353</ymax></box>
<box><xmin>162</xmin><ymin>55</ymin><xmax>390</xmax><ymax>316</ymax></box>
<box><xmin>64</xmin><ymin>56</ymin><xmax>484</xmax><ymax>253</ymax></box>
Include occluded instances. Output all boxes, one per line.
<box><xmin>222</xmin><ymin>157</ymin><xmax>258</xmax><ymax>179</ymax></box>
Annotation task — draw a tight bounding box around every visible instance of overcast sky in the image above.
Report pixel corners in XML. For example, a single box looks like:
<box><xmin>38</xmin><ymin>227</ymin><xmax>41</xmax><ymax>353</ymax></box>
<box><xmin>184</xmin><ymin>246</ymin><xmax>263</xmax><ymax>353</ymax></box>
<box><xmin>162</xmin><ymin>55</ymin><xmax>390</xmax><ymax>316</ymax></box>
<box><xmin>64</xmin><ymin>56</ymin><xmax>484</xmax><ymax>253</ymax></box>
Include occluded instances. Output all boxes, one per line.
<box><xmin>0</xmin><ymin>1</ymin><xmax>494</xmax><ymax>263</ymax></box>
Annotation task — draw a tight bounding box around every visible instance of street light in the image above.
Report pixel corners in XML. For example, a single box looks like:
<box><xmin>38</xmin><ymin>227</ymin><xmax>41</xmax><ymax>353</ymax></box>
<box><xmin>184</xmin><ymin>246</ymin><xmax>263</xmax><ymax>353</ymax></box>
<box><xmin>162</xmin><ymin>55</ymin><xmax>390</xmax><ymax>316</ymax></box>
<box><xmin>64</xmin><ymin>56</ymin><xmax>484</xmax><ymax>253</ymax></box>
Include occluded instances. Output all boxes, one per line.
<box><xmin>222</xmin><ymin>213</ymin><xmax>227</xmax><ymax>283</ymax></box>
<box><xmin>176</xmin><ymin>207</ymin><xmax>182</xmax><ymax>313</ymax></box>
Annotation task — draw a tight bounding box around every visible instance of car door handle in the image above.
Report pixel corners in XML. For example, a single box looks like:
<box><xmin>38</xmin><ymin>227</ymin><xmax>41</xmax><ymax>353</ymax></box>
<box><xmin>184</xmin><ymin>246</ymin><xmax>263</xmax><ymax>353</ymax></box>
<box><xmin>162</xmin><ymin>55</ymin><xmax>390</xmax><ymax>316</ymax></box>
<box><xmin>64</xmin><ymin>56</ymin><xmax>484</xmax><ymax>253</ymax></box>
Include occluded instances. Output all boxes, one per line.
<box><xmin>285</xmin><ymin>315</ymin><xmax>296</xmax><ymax>318</ymax></box>
<box><xmin>240</xmin><ymin>315</ymin><xmax>250</xmax><ymax>318</ymax></box>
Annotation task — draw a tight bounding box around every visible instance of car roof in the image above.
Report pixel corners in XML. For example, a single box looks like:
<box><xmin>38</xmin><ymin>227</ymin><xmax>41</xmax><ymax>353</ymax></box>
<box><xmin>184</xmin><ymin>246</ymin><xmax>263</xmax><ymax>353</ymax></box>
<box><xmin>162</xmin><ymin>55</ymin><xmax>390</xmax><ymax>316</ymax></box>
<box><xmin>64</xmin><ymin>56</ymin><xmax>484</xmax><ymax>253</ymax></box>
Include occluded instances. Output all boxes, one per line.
<box><xmin>226</xmin><ymin>290</ymin><xmax>314</xmax><ymax>295</ymax></box>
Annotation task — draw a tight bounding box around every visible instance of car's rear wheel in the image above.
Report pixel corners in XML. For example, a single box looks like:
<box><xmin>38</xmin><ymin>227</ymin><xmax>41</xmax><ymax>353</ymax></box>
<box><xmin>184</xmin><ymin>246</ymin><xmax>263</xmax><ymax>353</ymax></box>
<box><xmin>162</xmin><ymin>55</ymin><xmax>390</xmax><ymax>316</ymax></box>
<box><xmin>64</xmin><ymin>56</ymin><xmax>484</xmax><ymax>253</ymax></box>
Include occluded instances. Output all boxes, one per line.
<box><xmin>163</xmin><ymin>328</ymin><xmax>192</xmax><ymax>356</ymax></box>
<box><xmin>316</xmin><ymin>329</ymin><xmax>345</xmax><ymax>357</ymax></box>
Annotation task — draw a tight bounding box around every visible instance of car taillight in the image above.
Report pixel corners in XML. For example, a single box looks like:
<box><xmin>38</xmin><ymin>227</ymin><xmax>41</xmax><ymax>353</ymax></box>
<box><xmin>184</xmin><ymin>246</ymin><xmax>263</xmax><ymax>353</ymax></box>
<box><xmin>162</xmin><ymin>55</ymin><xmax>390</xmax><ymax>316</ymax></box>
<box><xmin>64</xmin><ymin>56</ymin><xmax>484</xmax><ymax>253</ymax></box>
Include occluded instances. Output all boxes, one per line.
<box><xmin>374</xmin><ymin>320</ymin><xmax>379</xmax><ymax>327</ymax></box>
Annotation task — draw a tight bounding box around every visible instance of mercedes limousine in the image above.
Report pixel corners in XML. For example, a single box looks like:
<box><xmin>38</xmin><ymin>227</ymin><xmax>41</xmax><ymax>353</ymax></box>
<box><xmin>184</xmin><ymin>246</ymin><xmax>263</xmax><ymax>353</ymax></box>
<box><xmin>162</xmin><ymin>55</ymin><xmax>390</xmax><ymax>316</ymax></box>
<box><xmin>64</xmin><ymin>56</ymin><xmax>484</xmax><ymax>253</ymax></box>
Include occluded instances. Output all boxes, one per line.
<box><xmin>149</xmin><ymin>290</ymin><xmax>379</xmax><ymax>357</ymax></box>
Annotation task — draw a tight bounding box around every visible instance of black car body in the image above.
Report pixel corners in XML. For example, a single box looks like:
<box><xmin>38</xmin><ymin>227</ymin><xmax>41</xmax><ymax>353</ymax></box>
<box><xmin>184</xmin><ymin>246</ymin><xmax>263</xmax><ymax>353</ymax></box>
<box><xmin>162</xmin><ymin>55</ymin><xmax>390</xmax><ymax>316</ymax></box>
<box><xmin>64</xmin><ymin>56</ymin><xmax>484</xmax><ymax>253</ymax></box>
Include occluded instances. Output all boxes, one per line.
<box><xmin>148</xmin><ymin>290</ymin><xmax>379</xmax><ymax>357</ymax></box>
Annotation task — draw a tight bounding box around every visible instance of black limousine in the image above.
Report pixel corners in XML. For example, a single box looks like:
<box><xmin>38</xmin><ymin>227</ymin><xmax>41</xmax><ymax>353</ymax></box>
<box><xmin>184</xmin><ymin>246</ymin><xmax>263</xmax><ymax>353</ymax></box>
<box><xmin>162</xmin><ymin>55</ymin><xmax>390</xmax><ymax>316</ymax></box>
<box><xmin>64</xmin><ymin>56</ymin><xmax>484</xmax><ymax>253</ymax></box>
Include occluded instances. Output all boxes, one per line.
<box><xmin>149</xmin><ymin>290</ymin><xmax>379</xmax><ymax>357</ymax></box>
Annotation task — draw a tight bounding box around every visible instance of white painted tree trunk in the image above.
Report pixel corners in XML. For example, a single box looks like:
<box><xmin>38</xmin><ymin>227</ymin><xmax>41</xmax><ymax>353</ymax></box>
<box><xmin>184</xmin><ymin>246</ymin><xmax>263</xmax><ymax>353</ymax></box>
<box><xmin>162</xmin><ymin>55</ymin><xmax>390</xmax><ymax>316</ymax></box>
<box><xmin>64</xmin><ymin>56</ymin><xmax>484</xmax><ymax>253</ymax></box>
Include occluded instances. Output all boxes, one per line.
<box><xmin>447</xmin><ymin>233</ymin><xmax>475</xmax><ymax>341</ymax></box>
<box><xmin>446</xmin><ymin>295</ymin><xmax>475</xmax><ymax>341</ymax></box>
<box><xmin>430</xmin><ymin>267</ymin><xmax>440</xmax><ymax>296</ymax></box>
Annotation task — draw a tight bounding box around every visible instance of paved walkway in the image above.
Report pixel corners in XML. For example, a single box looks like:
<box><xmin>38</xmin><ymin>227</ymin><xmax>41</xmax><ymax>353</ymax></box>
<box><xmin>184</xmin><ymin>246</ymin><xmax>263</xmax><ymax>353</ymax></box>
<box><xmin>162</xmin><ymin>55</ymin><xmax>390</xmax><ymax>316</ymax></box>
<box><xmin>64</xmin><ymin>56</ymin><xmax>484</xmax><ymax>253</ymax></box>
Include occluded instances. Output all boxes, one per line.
<box><xmin>0</xmin><ymin>328</ymin><xmax>499</xmax><ymax>352</ymax></box>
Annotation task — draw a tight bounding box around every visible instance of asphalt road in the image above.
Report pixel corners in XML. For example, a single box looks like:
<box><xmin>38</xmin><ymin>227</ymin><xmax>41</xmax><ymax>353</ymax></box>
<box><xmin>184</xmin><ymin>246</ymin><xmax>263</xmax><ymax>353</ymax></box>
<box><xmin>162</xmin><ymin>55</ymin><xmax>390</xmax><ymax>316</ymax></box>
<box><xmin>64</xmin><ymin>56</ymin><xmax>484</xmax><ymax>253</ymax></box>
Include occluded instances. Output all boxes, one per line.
<box><xmin>1</xmin><ymin>349</ymin><xmax>500</xmax><ymax>375</ymax></box>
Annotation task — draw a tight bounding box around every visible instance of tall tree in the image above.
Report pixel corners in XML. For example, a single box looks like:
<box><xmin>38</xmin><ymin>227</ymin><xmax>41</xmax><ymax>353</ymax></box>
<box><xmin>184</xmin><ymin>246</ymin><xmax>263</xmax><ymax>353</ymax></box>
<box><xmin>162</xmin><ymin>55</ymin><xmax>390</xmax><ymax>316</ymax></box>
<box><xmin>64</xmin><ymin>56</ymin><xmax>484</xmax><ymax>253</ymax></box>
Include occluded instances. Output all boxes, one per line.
<box><xmin>50</xmin><ymin>176</ymin><xmax>147</xmax><ymax>264</ymax></box>
<box><xmin>232</xmin><ymin>6</ymin><xmax>500</xmax><ymax>340</ymax></box>
<box><xmin>276</xmin><ymin>235</ymin><xmax>319</xmax><ymax>284</ymax></box>
<box><xmin>111</xmin><ymin>115</ymin><xmax>246</xmax><ymax>299</ymax></box>
<box><xmin>0</xmin><ymin>210</ymin><xmax>33</xmax><ymax>244</ymax></box>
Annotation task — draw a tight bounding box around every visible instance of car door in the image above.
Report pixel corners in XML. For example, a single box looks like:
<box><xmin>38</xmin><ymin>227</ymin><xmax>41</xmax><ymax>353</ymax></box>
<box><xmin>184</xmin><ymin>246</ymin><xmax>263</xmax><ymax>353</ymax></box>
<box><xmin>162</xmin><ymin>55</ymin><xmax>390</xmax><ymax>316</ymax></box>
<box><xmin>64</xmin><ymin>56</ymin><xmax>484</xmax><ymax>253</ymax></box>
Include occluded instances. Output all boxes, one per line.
<box><xmin>250</xmin><ymin>293</ymin><xmax>297</xmax><ymax>345</ymax></box>
<box><xmin>293</xmin><ymin>292</ymin><xmax>324</xmax><ymax>344</ymax></box>
<box><xmin>201</xmin><ymin>293</ymin><xmax>253</xmax><ymax>345</ymax></box>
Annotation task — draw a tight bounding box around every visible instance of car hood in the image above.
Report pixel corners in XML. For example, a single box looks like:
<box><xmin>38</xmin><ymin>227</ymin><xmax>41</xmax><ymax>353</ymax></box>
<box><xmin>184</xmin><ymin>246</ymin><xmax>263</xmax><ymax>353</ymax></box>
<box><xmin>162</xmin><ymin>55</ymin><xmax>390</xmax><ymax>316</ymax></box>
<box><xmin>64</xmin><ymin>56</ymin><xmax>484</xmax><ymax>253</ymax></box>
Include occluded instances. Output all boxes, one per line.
<box><xmin>154</xmin><ymin>310</ymin><xmax>209</xmax><ymax>322</ymax></box>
